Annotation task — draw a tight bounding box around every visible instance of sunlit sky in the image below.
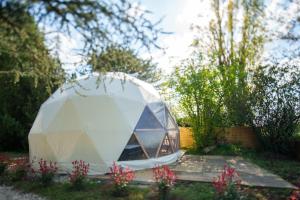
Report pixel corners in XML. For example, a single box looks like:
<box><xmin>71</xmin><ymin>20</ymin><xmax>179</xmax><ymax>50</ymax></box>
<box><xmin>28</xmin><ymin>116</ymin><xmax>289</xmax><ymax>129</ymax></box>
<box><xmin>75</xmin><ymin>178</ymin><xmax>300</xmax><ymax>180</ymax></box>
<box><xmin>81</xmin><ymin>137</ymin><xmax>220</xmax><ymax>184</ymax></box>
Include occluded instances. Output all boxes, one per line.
<box><xmin>50</xmin><ymin>0</ymin><xmax>299</xmax><ymax>75</ymax></box>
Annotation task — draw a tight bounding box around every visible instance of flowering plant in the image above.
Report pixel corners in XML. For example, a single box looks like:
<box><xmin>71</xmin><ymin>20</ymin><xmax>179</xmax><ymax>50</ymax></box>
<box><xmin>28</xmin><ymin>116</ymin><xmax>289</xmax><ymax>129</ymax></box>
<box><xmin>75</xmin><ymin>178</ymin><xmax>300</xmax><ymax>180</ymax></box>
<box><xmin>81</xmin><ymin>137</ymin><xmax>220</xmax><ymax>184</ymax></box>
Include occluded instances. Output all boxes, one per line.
<box><xmin>32</xmin><ymin>158</ymin><xmax>58</xmax><ymax>186</ymax></box>
<box><xmin>212</xmin><ymin>165</ymin><xmax>241</xmax><ymax>200</ymax></box>
<box><xmin>0</xmin><ymin>154</ymin><xmax>10</xmax><ymax>175</ymax></box>
<box><xmin>289</xmin><ymin>190</ymin><xmax>300</xmax><ymax>200</ymax></box>
<box><xmin>69</xmin><ymin>160</ymin><xmax>89</xmax><ymax>189</ymax></box>
<box><xmin>153</xmin><ymin>165</ymin><xmax>176</xmax><ymax>200</ymax></box>
<box><xmin>7</xmin><ymin>157</ymin><xmax>29</xmax><ymax>181</ymax></box>
<box><xmin>109</xmin><ymin>162</ymin><xmax>134</xmax><ymax>197</ymax></box>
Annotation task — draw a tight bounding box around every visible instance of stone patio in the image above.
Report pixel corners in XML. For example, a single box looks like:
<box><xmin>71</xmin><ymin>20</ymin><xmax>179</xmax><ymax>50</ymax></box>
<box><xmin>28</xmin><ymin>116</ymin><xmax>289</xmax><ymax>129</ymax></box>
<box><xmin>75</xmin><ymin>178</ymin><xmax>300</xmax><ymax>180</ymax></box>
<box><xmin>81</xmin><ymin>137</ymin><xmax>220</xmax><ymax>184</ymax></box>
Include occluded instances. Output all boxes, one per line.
<box><xmin>130</xmin><ymin>155</ymin><xmax>296</xmax><ymax>189</ymax></box>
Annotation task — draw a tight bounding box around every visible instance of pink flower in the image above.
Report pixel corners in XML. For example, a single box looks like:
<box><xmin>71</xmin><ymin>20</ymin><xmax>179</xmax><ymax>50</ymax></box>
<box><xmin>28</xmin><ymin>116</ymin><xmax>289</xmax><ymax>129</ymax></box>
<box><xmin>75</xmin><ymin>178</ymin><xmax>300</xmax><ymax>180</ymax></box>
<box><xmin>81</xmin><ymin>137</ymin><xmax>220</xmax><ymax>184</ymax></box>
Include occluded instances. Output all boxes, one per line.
<box><xmin>153</xmin><ymin>165</ymin><xmax>176</xmax><ymax>187</ymax></box>
<box><xmin>69</xmin><ymin>160</ymin><xmax>89</xmax><ymax>184</ymax></box>
<box><xmin>212</xmin><ymin>165</ymin><xmax>240</xmax><ymax>194</ymax></box>
<box><xmin>109</xmin><ymin>162</ymin><xmax>134</xmax><ymax>188</ymax></box>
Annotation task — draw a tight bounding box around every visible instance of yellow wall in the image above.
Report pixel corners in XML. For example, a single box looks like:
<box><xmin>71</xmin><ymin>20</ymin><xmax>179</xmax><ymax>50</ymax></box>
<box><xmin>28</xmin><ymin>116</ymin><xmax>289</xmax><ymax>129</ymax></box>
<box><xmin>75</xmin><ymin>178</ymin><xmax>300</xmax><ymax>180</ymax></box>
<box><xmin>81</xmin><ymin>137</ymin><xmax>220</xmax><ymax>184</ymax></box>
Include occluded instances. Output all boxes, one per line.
<box><xmin>179</xmin><ymin>127</ymin><xmax>259</xmax><ymax>149</ymax></box>
<box><xmin>179</xmin><ymin>127</ymin><xmax>195</xmax><ymax>149</ymax></box>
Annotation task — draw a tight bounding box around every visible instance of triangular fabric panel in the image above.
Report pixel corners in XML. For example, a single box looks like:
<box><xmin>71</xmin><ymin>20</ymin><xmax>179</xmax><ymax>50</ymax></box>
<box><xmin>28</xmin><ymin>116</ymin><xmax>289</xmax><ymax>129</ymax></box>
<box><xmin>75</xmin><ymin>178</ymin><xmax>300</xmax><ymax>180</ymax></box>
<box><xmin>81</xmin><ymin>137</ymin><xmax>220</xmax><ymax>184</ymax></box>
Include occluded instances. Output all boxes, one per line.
<box><xmin>118</xmin><ymin>134</ymin><xmax>147</xmax><ymax>161</ymax></box>
<box><xmin>46</xmin><ymin>99</ymin><xmax>83</xmax><ymax>133</ymax></box>
<box><xmin>46</xmin><ymin>132</ymin><xmax>82</xmax><ymax>162</ymax></box>
<box><xmin>135</xmin><ymin>106</ymin><xmax>164</xmax><ymax>129</ymax></box>
<box><xmin>135</xmin><ymin>130</ymin><xmax>166</xmax><ymax>158</ymax></box>
<box><xmin>69</xmin><ymin>133</ymin><xmax>105</xmax><ymax>164</ymax></box>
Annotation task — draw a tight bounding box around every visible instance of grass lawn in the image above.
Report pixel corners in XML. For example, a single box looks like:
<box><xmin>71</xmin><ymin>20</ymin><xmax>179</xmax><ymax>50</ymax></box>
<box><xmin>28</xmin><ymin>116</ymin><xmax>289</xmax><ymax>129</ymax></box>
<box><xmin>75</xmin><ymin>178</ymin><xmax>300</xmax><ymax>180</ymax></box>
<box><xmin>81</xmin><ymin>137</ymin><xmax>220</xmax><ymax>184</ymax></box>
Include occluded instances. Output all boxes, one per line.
<box><xmin>1</xmin><ymin>179</ymin><xmax>293</xmax><ymax>200</ymax></box>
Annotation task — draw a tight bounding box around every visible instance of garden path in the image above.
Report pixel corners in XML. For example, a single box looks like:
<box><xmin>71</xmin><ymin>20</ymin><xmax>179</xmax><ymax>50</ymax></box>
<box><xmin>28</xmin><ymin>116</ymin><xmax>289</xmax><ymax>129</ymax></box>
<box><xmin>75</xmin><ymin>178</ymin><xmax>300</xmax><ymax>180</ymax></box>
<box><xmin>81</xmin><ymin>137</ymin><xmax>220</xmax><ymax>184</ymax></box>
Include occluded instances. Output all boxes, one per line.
<box><xmin>132</xmin><ymin>155</ymin><xmax>297</xmax><ymax>189</ymax></box>
<box><xmin>0</xmin><ymin>185</ymin><xmax>45</xmax><ymax>200</ymax></box>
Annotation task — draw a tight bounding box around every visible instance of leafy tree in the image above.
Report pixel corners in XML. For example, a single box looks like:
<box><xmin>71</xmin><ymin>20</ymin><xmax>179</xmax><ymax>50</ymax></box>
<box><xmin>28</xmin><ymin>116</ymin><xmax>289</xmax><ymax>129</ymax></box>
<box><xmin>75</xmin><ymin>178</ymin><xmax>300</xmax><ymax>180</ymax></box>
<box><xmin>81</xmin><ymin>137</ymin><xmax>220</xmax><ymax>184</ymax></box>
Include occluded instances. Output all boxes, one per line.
<box><xmin>0</xmin><ymin>2</ymin><xmax>64</xmax><ymax>151</ymax></box>
<box><xmin>193</xmin><ymin>0</ymin><xmax>264</xmax><ymax>126</ymax></box>
<box><xmin>0</xmin><ymin>0</ymin><xmax>162</xmax><ymax>83</ymax></box>
<box><xmin>89</xmin><ymin>45</ymin><xmax>160</xmax><ymax>83</ymax></box>
<box><xmin>250</xmin><ymin>64</ymin><xmax>300</xmax><ymax>155</ymax></box>
<box><xmin>171</xmin><ymin>58</ymin><xmax>224</xmax><ymax>150</ymax></box>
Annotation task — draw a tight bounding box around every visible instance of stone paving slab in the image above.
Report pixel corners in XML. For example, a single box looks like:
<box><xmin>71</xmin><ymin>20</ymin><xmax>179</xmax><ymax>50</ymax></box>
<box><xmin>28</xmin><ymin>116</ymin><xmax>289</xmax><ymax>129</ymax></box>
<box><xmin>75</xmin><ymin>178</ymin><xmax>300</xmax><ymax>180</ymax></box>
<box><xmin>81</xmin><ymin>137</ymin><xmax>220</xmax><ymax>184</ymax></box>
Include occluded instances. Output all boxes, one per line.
<box><xmin>95</xmin><ymin>155</ymin><xmax>296</xmax><ymax>189</ymax></box>
<box><xmin>131</xmin><ymin>155</ymin><xmax>297</xmax><ymax>189</ymax></box>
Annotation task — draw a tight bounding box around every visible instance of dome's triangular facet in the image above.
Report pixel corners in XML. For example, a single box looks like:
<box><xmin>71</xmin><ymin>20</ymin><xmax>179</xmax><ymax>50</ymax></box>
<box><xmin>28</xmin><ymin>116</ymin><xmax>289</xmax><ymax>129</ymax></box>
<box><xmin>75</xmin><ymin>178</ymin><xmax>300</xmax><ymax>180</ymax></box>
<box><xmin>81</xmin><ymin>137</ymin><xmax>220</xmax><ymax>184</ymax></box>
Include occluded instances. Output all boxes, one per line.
<box><xmin>135</xmin><ymin>106</ymin><xmax>164</xmax><ymax>129</ymax></box>
<box><xmin>118</xmin><ymin>134</ymin><xmax>148</xmax><ymax>161</ymax></box>
<box><xmin>158</xmin><ymin>134</ymin><xmax>173</xmax><ymax>157</ymax></box>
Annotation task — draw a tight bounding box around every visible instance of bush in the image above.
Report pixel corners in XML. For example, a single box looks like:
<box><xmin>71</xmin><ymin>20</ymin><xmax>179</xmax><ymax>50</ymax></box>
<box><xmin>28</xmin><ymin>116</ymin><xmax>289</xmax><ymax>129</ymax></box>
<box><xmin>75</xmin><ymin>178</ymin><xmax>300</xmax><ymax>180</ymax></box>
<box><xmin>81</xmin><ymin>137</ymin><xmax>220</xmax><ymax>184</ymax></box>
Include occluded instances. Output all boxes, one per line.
<box><xmin>153</xmin><ymin>165</ymin><xmax>176</xmax><ymax>200</ymax></box>
<box><xmin>0</xmin><ymin>154</ymin><xmax>10</xmax><ymax>175</ymax></box>
<box><xmin>251</xmin><ymin>65</ymin><xmax>300</xmax><ymax>155</ymax></box>
<box><xmin>289</xmin><ymin>190</ymin><xmax>300</xmax><ymax>200</ymax></box>
<box><xmin>7</xmin><ymin>157</ymin><xmax>29</xmax><ymax>181</ymax></box>
<box><xmin>69</xmin><ymin>160</ymin><xmax>89</xmax><ymax>190</ymax></box>
<box><xmin>109</xmin><ymin>162</ymin><xmax>134</xmax><ymax>197</ymax></box>
<box><xmin>212</xmin><ymin>165</ymin><xmax>241</xmax><ymax>200</ymax></box>
<box><xmin>32</xmin><ymin>158</ymin><xmax>58</xmax><ymax>186</ymax></box>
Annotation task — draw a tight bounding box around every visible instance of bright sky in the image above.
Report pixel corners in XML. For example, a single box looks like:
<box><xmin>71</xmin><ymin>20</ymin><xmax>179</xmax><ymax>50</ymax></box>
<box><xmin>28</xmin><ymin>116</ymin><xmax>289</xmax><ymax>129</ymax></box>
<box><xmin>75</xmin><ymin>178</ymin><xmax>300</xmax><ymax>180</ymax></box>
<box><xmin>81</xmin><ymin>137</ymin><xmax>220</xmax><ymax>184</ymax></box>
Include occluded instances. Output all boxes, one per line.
<box><xmin>139</xmin><ymin>0</ymin><xmax>211</xmax><ymax>73</ymax></box>
<box><xmin>49</xmin><ymin>0</ymin><xmax>299</xmax><ymax>75</ymax></box>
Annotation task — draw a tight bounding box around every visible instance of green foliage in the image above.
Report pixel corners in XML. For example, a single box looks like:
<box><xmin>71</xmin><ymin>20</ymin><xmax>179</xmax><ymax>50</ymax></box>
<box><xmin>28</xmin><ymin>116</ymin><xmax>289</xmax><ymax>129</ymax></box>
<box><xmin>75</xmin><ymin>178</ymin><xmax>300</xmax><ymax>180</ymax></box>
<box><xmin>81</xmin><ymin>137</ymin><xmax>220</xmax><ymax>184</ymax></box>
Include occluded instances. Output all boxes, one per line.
<box><xmin>172</xmin><ymin>0</ymin><xmax>265</xmax><ymax>151</ymax></box>
<box><xmin>0</xmin><ymin>163</ymin><xmax>7</xmax><ymax>176</ymax></box>
<box><xmin>0</xmin><ymin>0</ymin><xmax>162</xmax><ymax>80</ymax></box>
<box><xmin>89</xmin><ymin>45</ymin><xmax>161</xmax><ymax>83</ymax></box>
<box><xmin>0</xmin><ymin>2</ymin><xmax>64</xmax><ymax>151</ymax></box>
<box><xmin>176</xmin><ymin>117</ymin><xmax>192</xmax><ymax>127</ymax></box>
<box><xmin>250</xmin><ymin>64</ymin><xmax>300</xmax><ymax>155</ymax></box>
<box><xmin>172</xmin><ymin>60</ymin><xmax>224</xmax><ymax>150</ymax></box>
<box><xmin>192</xmin><ymin>0</ymin><xmax>264</xmax><ymax>126</ymax></box>
<box><xmin>170</xmin><ymin>183</ymin><xmax>214</xmax><ymax>200</ymax></box>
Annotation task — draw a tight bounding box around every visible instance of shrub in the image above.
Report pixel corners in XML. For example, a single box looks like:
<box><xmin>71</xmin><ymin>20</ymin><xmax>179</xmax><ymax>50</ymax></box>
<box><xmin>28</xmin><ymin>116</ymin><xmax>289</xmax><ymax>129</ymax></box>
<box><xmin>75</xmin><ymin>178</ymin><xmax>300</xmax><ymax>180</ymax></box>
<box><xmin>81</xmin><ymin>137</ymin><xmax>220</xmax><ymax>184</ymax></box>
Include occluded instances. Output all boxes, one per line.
<box><xmin>32</xmin><ymin>158</ymin><xmax>58</xmax><ymax>186</ymax></box>
<box><xmin>109</xmin><ymin>162</ymin><xmax>134</xmax><ymax>197</ymax></box>
<box><xmin>212</xmin><ymin>165</ymin><xmax>241</xmax><ymax>200</ymax></box>
<box><xmin>7</xmin><ymin>157</ymin><xmax>29</xmax><ymax>181</ymax></box>
<box><xmin>69</xmin><ymin>160</ymin><xmax>89</xmax><ymax>190</ymax></box>
<box><xmin>153</xmin><ymin>165</ymin><xmax>176</xmax><ymax>200</ymax></box>
<box><xmin>289</xmin><ymin>190</ymin><xmax>300</xmax><ymax>200</ymax></box>
<box><xmin>251</xmin><ymin>65</ymin><xmax>300</xmax><ymax>155</ymax></box>
<box><xmin>0</xmin><ymin>154</ymin><xmax>10</xmax><ymax>175</ymax></box>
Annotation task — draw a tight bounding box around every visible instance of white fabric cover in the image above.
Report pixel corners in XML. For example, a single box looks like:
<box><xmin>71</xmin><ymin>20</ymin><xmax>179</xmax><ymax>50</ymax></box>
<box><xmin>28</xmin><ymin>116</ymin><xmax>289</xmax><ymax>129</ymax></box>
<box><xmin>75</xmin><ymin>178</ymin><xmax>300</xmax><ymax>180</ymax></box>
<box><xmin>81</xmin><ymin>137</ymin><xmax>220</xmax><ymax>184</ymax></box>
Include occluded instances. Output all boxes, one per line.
<box><xmin>29</xmin><ymin>73</ymin><xmax>180</xmax><ymax>174</ymax></box>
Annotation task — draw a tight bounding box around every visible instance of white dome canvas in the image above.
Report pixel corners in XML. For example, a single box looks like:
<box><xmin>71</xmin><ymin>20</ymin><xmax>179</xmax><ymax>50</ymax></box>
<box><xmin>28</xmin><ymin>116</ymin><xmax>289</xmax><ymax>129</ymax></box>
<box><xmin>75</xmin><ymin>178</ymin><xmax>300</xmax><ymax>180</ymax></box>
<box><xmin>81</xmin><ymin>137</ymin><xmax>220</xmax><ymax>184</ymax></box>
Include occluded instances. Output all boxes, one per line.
<box><xmin>28</xmin><ymin>73</ymin><xmax>181</xmax><ymax>174</ymax></box>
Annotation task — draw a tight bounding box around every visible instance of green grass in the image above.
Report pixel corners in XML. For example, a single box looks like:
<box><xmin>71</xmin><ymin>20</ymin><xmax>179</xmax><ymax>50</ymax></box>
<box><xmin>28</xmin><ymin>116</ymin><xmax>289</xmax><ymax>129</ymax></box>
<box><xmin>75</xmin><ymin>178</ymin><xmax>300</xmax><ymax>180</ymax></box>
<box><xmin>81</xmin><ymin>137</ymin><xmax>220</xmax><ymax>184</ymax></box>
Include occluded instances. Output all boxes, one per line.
<box><xmin>170</xmin><ymin>183</ymin><xmax>214</xmax><ymax>200</ymax></box>
<box><xmin>0</xmin><ymin>171</ymin><xmax>296</xmax><ymax>200</ymax></box>
<box><xmin>11</xmin><ymin>180</ymin><xmax>149</xmax><ymax>200</ymax></box>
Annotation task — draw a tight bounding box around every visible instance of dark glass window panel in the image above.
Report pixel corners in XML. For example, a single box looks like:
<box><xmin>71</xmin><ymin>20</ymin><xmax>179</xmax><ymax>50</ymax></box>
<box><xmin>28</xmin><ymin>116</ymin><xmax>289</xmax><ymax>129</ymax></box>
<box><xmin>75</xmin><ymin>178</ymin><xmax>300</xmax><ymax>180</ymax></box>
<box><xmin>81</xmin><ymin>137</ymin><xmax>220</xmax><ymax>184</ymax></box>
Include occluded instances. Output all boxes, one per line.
<box><xmin>168</xmin><ymin>130</ymin><xmax>179</xmax><ymax>151</ymax></box>
<box><xmin>158</xmin><ymin>135</ymin><xmax>173</xmax><ymax>157</ymax></box>
<box><xmin>135</xmin><ymin>106</ymin><xmax>164</xmax><ymax>129</ymax></box>
<box><xmin>135</xmin><ymin>130</ymin><xmax>166</xmax><ymax>158</ymax></box>
<box><xmin>166</xmin><ymin>108</ymin><xmax>178</xmax><ymax>130</ymax></box>
<box><xmin>118</xmin><ymin>134</ymin><xmax>147</xmax><ymax>161</ymax></box>
<box><xmin>148</xmin><ymin>102</ymin><xmax>166</xmax><ymax>127</ymax></box>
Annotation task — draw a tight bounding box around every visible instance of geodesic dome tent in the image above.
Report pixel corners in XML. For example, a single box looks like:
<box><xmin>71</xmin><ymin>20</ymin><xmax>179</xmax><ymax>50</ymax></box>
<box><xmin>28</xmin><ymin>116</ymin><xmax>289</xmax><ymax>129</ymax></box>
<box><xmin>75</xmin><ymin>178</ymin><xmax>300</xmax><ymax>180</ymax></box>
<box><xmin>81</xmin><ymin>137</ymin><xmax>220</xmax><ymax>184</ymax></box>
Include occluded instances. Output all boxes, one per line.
<box><xmin>28</xmin><ymin>73</ymin><xmax>181</xmax><ymax>174</ymax></box>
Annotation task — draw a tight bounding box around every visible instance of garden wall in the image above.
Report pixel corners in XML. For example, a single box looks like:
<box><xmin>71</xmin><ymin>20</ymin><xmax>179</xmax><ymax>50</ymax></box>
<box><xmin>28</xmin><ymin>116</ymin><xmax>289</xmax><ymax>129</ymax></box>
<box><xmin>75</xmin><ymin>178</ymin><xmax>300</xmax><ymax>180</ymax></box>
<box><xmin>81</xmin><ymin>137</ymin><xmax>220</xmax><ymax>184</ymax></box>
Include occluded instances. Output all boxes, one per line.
<box><xmin>179</xmin><ymin>127</ymin><xmax>195</xmax><ymax>149</ymax></box>
<box><xmin>179</xmin><ymin>127</ymin><xmax>259</xmax><ymax>149</ymax></box>
<box><xmin>221</xmin><ymin>127</ymin><xmax>259</xmax><ymax>148</ymax></box>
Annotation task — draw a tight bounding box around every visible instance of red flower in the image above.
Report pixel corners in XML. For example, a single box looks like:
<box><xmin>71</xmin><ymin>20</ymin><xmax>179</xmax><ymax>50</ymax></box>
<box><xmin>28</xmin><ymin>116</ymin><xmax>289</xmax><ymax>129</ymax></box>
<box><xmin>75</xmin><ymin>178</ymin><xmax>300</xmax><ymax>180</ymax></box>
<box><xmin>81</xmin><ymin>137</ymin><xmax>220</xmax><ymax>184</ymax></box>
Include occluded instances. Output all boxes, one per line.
<box><xmin>0</xmin><ymin>154</ymin><xmax>10</xmax><ymax>164</ymax></box>
<box><xmin>35</xmin><ymin>158</ymin><xmax>58</xmax><ymax>175</ymax></box>
<box><xmin>153</xmin><ymin>165</ymin><xmax>176</xmax><ymax>188</ymax></box>
<box><xmin>69</xmin><ymin>160</ymin><xmax>89</xmax><ymax>184</ymax></box>
<box><xmin>109</xmin><ymin>162</ymin><xmax>134</xmax><ymax>189</ymax></box>
<box><xmin>289</xmin><ymin>190</ymin><xmax>300</xmax><ymax>200</ymax></box>
<box><xmin>212</xmin><ymin>165</ymin><xmax>240</xmax><ymax>194</ymax></box>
